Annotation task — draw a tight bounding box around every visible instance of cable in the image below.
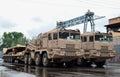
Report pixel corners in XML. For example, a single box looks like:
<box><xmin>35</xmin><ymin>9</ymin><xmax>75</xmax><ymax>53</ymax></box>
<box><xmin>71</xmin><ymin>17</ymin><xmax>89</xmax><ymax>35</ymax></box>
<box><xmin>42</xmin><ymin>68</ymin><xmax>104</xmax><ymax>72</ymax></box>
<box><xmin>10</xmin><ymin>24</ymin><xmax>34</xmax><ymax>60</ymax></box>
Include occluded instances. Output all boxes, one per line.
<box><xmin>76</xmin><ymin>0</ymin><xmax>120</xmax><ymax>9</ymax></box>
<box><xmin>20</xmin><ymin>0</ymin><xmax>120</xmax><ymax>10</ymax></box>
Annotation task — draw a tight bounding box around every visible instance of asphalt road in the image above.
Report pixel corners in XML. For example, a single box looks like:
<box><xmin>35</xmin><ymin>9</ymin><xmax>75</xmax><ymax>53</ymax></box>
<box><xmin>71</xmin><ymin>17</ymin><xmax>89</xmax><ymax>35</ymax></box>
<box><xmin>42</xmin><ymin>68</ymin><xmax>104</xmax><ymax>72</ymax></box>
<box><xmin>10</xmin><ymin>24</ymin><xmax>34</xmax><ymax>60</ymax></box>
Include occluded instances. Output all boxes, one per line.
<box><xmin>0</xmin><ymin>62</ymin><xmax>120</xmax><ymax>77</ymax></box>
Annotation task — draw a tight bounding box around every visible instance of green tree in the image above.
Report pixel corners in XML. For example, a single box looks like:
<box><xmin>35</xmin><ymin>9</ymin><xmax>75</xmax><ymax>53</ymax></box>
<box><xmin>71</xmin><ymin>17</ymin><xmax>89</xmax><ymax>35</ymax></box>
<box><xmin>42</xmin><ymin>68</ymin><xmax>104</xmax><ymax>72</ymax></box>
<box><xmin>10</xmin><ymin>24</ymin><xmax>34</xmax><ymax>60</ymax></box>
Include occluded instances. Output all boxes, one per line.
<box><xmin>0</xmin><ymin>32</ymin><xmax>28</xmax><ymax>50</ymax></box>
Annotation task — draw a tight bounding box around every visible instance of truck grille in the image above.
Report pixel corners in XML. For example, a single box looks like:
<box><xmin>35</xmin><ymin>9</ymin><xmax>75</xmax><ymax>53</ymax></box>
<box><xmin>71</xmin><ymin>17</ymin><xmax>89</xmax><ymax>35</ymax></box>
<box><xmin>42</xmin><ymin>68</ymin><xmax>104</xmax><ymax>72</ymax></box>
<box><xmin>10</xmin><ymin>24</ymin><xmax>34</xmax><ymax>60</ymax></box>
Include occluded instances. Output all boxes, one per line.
<box><xmin>66</xmin><ymin>44</ymin><xmax>75</xmax><ymax>52</ymax></box>
<box><xmin>101</xmin><ymin>52</ymin><xmax>109</xmax><ymax>57</ymax></box>
<box><xmin>61</xmin><ymin>44</ymin><xmax>75</xmax><ymax>52</ymax></box>
<box><xmin>65</xmin><ymin>52</ymin><xmax>76</xmax><ymax>56</ymax></box>
<box><xmin>101</xmin><ymin>46</ymin><xmax>108</xmax><ymax>52</ymax></box>
<box><xmin>62</xmin><ymin>44</ymin><xmax>76</xmax><ymax>56</ymax></box>
<box><xmin>100</xmin><ymin>46</ymin><xmax>109</xmax><ymax>57</ymax></box>
<box><xmin>66</xmin><ymin>44</ymin><xmax>74</xmax><ymax>48</ymax></box>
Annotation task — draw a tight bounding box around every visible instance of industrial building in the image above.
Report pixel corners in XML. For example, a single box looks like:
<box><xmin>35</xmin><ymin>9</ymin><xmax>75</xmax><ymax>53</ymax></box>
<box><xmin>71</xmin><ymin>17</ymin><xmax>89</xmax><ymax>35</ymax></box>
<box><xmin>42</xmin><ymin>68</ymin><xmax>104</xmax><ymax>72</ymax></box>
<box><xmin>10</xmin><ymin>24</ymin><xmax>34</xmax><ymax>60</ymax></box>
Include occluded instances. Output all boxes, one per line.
<box><xmin>105</xmin><ymin>17</ymin><xmax>120</xmax><ymax>62</ymax></box>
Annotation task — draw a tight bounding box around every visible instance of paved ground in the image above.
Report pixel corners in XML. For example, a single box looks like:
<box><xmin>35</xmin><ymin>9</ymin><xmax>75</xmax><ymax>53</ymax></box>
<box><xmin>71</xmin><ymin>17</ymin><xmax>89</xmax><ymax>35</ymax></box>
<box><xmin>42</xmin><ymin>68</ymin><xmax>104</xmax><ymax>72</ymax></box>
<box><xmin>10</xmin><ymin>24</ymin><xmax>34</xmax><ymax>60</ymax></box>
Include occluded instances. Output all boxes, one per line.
<box><xmin>0</xmin><ymin>62</ymin><xmax>120</xmax><ymax>77</ymax></box>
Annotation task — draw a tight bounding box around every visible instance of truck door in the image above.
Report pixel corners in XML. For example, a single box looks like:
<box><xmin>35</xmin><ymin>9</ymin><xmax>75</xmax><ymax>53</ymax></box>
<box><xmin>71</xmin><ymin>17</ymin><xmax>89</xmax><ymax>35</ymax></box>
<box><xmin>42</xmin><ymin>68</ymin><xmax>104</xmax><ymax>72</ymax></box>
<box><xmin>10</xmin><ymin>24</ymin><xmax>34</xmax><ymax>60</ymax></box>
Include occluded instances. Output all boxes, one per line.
<box><xmin>81</xmin><ymin>36</ymin><xmax>88</xmax><ymax>50</ymax></box>
<box><xmin>48</xmin><ymin>33</ymin><xmax>58</xmax><ymax>48</ymax></box>
<box><xmin>42</xmin><ymin>36</ymin><xmax>48</xmax><ymax>48</ymax></box>
<box><xmin>87</xmin><ymin>36</ymin><xmax>94</xmax><ymax>50</ymax></box>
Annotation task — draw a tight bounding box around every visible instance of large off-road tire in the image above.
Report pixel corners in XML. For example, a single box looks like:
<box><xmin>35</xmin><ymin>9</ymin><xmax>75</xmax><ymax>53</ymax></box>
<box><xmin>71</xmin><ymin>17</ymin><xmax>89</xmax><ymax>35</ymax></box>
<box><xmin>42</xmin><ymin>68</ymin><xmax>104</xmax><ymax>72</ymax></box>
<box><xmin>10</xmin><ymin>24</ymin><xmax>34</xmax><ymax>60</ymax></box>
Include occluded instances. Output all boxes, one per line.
<box><xmin>42</xmin><ymin>53</ymin><xmax>50</xmax><ymax>67</ymax></box>
<box><xmin>11</xmin><ymin>57</ymin><xmax>15</xmax><ymax>63</ymax></box>
<box><xmin>17</xmin><ymin>59</ymin><xmax>22</xmax><ymax>64</ymax></box>
<box><xmin>56</xmin><ymin>62</ymin><xmax>63</xmax><ymax>67</ymax></box>
<box><xmin>95</xmin><ymin>60</ymin><xmax>106</xmax><ymax>68</ymax></box>
<box><xmin>28</xmin><ymin>55</ymin><xmax>32</xmax><ymax>65</ymax></box>
<box><xmin>79</xmin><ymin>59</ymin><xmax>92</xmax><ymax>67</ymax></box>
<box><xmin>66</xmin><ymin>60</ymin><xmax>77</xmax><ymax>67</ymax></box>
<box><xmin>65</xmin><ymin>62</ymin><xmax>72</xmax><ymax>67</ymax></box>
<box><xmin>10</xmin><ymin>57</ymin><xmax>13</xmax><ymax>63</ymax></box>
<box><xmin>24</xmin><ymin>54</ymin><xmax>28</xmax><ymax>65</ymax></box>
<box><xmin>35</xmin><ymin>54</ymin><xmax>42</xmax><ymax>66</ymax></box>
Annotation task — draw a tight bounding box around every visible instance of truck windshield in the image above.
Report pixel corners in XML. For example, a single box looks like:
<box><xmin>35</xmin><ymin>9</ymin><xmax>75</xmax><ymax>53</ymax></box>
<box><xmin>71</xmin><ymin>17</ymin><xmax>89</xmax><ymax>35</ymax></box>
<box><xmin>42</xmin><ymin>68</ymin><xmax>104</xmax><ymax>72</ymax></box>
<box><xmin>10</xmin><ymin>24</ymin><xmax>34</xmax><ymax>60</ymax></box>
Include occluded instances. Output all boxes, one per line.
<box><xmin>70</xmin><ymin>33</ymin><xmax>80</xmax><ymax>39</ymax></box>
<box><xmin>95</xmin><ymin>35</ymin><xmax>113</xmax><ymax>42</ymax></box>
<box><xmin>59</xmin><ymin>32</ymin><xmax>80</xmax><ymax>40</ymax></box>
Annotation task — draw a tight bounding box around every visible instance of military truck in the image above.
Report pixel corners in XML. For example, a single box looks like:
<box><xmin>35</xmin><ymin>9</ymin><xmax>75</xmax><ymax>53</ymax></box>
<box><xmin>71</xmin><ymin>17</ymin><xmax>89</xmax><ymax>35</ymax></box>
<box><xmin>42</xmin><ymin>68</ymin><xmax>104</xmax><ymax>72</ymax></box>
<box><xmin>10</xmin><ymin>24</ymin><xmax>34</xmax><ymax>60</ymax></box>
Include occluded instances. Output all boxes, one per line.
<box><xmin>2</xmin><ymin>10</ymin><xmax>115</xmax><ymax>67</ymax></box>
<box><xmin>80</xmin><ymin>32</ymin><xmax>115</xmax><ymax>67</ymax></box>
<box><xmin>3</xmin><ymin>45</ymin><xmax>26</xmax><ymax>63</ymax></box>
<box><xmin>24</xmin><ymin>28</ymin><xmax>84</xmax><ymax>66</ymax></box>
<box><xmin>2</xmin><ymin>31</ymin><xmax>115</xmax><ymax>68</ymax></box>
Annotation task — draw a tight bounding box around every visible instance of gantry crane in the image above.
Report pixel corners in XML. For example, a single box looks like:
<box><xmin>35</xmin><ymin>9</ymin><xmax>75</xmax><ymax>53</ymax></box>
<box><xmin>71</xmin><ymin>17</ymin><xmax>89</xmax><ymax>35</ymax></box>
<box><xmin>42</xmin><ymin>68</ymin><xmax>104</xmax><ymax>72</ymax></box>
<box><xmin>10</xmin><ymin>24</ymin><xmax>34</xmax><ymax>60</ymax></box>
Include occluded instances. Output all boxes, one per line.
<box><xmin>56</xmin><ymin>10</ymin><xmax>105</xmax><ymax>33</ymax></box>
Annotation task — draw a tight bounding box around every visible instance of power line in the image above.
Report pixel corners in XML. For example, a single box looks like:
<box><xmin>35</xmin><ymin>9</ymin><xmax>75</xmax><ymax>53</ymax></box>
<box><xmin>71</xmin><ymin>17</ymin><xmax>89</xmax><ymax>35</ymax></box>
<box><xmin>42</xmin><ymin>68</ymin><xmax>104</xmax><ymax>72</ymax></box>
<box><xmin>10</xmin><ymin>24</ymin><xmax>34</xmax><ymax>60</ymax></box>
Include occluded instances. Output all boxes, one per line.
<box><xmin>90</xmin><ymin>0</ymin><xmax>120</xmax><ymax>5</ymax></box>
<box><xmin>76</xmin><ymin>0</ymin><xmax>120</xmax><ymax>9</ymax></box>
<box><xmin>23</xmin><ymin>0</ymin><xmax>120</xmax><ymax>10</ymax></box>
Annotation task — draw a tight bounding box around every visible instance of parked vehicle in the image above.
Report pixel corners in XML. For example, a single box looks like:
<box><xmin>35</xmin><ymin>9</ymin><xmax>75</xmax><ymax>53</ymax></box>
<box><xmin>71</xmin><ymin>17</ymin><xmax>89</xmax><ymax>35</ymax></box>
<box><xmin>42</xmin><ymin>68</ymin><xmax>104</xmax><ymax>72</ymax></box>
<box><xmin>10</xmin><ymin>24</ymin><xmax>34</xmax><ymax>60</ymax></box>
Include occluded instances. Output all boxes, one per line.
<box><xmin>80</xmin><ymin>32</ymin><xmax>115</xmax><ymax>67</ymax></box>
<box><xmin>3</xmin><ymin>29</ymin><xmax>84</xmax><ymax>67</ymax></box>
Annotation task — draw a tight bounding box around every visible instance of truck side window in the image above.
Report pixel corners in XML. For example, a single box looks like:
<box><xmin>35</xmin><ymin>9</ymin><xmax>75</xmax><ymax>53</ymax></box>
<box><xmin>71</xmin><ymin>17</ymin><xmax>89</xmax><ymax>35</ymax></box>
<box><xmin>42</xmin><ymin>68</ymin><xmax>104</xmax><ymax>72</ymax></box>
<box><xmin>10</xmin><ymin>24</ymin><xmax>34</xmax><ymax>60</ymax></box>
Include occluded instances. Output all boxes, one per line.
<box><xmin>53</xmin><ymin>33</ymin><xmax>57</xmax><ymax>40</ymax></box>
<box><xmin>81</xmin><ymin>36</ymin><xmax>87</xmax><ymax>42</ymax></box>
<box><xmin>89</xmin><ymin>36</ymin><xmax>94</xmax><ymax>42</ymax></box>
<box><xmin>48</xmin><ymin>33</ymin><xmax>52</xmax><ymax>40</ymax></box>
<box><xmin>59</xmin><ymin>32</ymin><xmax>69</xmax><ymax>39</ymax></box>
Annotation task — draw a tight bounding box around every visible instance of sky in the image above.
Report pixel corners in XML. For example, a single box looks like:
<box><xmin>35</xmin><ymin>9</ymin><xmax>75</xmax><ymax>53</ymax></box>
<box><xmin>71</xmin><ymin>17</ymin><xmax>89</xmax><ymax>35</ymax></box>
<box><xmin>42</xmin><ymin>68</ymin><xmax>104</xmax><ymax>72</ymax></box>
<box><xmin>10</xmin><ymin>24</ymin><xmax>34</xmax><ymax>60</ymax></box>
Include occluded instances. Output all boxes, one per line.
<box><xmin>0</xmin><ymin>0</ymin><xmax>120</xmax><ymax>39</ymax></box>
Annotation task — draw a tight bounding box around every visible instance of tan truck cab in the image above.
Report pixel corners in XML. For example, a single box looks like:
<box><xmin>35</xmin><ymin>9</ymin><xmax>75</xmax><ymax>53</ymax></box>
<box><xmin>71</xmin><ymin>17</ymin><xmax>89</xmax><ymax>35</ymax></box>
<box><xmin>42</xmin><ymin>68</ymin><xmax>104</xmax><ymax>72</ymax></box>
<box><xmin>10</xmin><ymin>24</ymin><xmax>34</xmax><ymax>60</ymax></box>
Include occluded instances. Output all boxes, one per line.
<box><xmin>25</xmin><ymin>29</ymin><xmax>84</xmax><ymax>66</ymax></box>
<box><xmin>80</xmin><ymin>32</ymin><xmax>115</xmax><ymax>67</ymax></box>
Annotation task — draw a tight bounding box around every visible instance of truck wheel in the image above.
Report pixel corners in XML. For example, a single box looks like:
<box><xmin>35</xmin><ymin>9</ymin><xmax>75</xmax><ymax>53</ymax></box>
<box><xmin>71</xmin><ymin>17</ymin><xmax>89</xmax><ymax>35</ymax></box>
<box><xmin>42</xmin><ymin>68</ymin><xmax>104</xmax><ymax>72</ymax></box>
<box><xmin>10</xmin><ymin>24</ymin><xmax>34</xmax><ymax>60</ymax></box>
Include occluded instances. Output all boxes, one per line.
<box><xmin>42</xmin><ymin>53</ymin><xmax>50</xmax><ymax>67</ymax></box>
<box><xmin>66</xmin><ymin>60</ymin><xmax>77</xmax><ymax>67</ymax></box>
<box><xmin>11</xmin><ymin>58</ymin><xmax>15</xmax><ymax>63</ymax></box>
<box><xmin>35</xmin><ymin>54</ymin><xmax>41</xmax><ymax>66</ymax></box>
<box><xmin>28</xmin><ymin>55</ymin><xmax>32</xmax><ymax>65</ymax></box>
<box><xmin>66</xmin><ymin>62</ymin><xmax>72</xmax><ymax>67</ymax></box>
<box><xmin>10</xmin><ymin>57</ymin><xmax>13</xmax><ymax>63</ymax></box>
<box><xmin>56</xmin><ymin>62</ymin><xmax>63</xmax><ymax>67</ymax></box>
<box><xmin>80</xmin><ymin>59</ymin><xmax>92</xmax><ymax>67</ymax></box>
<box><xmin>95</xmin><ymin>60</ymin><xmax>105</xmax><ymax>68</ymax></box>
<box><xmin>24</xmin><ymin>54</ymin><xmax>28</xmax><ymax>65</ymax></box>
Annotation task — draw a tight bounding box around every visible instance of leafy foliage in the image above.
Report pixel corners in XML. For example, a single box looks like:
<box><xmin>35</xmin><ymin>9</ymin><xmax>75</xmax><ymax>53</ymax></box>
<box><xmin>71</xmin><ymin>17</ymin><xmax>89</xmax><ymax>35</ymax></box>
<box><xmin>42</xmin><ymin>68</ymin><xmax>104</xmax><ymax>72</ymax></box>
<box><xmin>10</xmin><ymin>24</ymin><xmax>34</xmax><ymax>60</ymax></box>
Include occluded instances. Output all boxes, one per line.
<box><xmin>0</xmin><ymin>32</ymin><xmax>28</xmax><ymax>50</ymax></box>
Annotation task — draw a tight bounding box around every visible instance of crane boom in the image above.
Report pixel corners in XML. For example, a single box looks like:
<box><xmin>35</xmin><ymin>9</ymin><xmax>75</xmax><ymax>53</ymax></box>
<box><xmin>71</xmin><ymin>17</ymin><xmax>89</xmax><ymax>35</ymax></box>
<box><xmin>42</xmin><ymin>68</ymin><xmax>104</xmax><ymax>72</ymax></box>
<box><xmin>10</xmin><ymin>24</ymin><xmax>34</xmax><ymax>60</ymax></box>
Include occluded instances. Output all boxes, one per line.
<box><xmin>56</xmin><ymin>10</ymin><xmax>105</xmax><ymax>33</ymax></box>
